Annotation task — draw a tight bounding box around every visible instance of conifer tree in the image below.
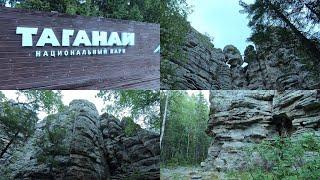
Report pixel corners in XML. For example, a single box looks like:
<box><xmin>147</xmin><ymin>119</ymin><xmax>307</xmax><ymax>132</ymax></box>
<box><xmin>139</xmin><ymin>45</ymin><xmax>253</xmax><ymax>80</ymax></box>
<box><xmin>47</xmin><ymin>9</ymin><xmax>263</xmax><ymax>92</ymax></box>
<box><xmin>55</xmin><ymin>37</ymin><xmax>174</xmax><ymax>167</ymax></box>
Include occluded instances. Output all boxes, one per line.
<box><xmin>240</xmin><ymin>0</ymin><xmax>320</xmax><ymax>60</ymax></box>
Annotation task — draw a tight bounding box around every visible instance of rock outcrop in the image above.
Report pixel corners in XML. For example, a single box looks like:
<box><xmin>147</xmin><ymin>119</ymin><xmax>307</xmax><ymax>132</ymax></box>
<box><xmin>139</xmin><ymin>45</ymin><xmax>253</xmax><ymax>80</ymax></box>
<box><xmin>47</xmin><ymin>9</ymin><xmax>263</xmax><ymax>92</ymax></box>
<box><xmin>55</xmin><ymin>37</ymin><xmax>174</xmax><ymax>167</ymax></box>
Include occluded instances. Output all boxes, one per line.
<box><xmin>161</xmin><ymin>28</ymin><xmax>320</xmax><ymax>90</ymax></box>
<box><xmin>101</xmin><ymin>114</ymin><xmax>160</xmax><ymax>179</ymax></box>
<box><xmin>161</xmin><ymin>28</ymin><xmax>232</xmax><ymax>90</ymax></box>
<box><xmin>0</xmin><ymin>102</ymin><xmax>38</xmax><ymax>167</ymax></box>
<box><xmin>202</xmin><ymin>90</ymin><xmax>320</xmax><ymax>171</ymax></box>
<box><xmin>0</xmin><ymin>100</ymin><xmax>160</xmax><ymax>179</ymax></box>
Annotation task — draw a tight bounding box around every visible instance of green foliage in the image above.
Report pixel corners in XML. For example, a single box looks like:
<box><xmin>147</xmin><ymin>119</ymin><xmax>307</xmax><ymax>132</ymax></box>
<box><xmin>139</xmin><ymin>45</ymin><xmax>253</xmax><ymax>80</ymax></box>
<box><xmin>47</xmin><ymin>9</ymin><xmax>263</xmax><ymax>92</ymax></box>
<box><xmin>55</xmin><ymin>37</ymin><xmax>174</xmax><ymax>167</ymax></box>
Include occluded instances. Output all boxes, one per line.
<box><xmin>248</xmin><ymin>25</ymin><xmax>297</xmax><ymax>47</ymax></box>
<box><xmin>161</xmin><ymin>91</ymin><xmax>210</xmax><ymax>166</ymax></box>
<box><xmin>17</xmin><ymin>90</ymin><xmax>64</xmax><ymax>114</ymax></box>
<box><xmin>0</xmin><ymin>90</ymin><xmax>63</xmax><ymax>142</ymax></box>
<box><xmin>229</xmin><ymin>133</ymin><xmax>320</xmax><ymax>180</ymax></box>
<box><xmin>160</xmin><ymin>0</ymin><xmax>191</xmax><ymax>85</ymax></box>
<box><xmin>16</xmin><ymin>0</ymin><xmax>164</xmax><ymax>24</ymax></box>
<box><xmin>0</xmin><ymin>101</ymin><xmax>37</xmax><ymax>137</ymax></box>
<box><xmin>0</xmin><ymin>94</ymin><xmax>38</xmax><ymax>158</ymax></box>
<box><xmin>244</xmin><ymin>45</ymin><xmax>256</xmax><ymax>63</ymax></box>
<box><xmin>97</xmin><ymin>90</ymin><xmax>160</xmax><ymax>131</ymax></box>
<box><xmin>126</xmin><ymin>169</ymin><xmax>144</xmax><ymax>180</ymax></box>
<box><xmin>16</xmin><ymin>0</ymin><xmax>51</xmax><ymax>11</ymax></box>
<box><xmin>36</xmin><ymin>117</ymin><xmax>68</xmax><ymax>175</ymax></box>
<box><xmin>0</xmin><ymin>90</ymin><xmax>64</xmax><ymax>160</ymax></box>
<box><xmin>122</xmin><ymin>117</ymin><xmax>140</xmax><ymax>137</ymax></box>
<box><xmin>240</xmin><ymin>0</ymin><xmax>320</xmax><ymax>60</ymax></box>
<box><xmin>0</xmin><ymin>90</ymin><xmax>65</xmax><ymax>177</ymax></box>
<box><xmin>0</xmin><ymin>91</ymin><xmax>5</xmax><ymax>101</ymax></box>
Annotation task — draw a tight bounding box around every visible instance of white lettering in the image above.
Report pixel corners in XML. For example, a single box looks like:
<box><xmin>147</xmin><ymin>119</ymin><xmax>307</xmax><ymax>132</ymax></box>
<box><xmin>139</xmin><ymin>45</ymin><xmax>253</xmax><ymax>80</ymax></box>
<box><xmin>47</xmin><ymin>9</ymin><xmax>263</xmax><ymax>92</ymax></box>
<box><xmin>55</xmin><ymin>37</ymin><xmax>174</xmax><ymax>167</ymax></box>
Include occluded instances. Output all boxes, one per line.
<box><xmin>43</xmin><ymin>51</ymin><xmax>48</xmax><ymax>57</ymax></box>
<box><xmin>16</xmin><ymin>27</ymin><xmax>38</xmax><ymax>46</ymax></box>
<box><xmin>57</xmin><ymin>50</ymin><xmax>63</xmax><ymax>56</ymax></box>
<box><xmin>92</xmin><ymin>31</ymin><xmax>108</xmax><ymax>46</ymax></box>
<box><xmin>35</xmin><ymin>51</ymin><xmax>41</xmax><ymax>57</ymax></box>
<box><xmin>107</xmin><ymin>32</ymin><xmax>122</xmax><ymax>46</ymax></box>
<box><xmin>73</xmin><ymin>30</ymin><xmax>92</xmax><ymax>46</ymax></box>
<box><xmin>50</xmin><ymin>50</ymin><xmax>56</xmax><ymax>57</ymax></box>
<box><xmin>64</xmin><ymin>50</ymin><xmax>69</xmax><ymax>56</ymax></box>
<box><xmin>121</xmin><ymin>33</ymin><xmax>135</xmax><ymax>46</ymax></box>
<box><xmin>17</xmin><ymin>27</ymin><xmax>136</xmax><ymax>49</ymax></box>
<box><xmin>36</xmin><ymin>28</ymin><xmax>60</xmax><ymax>47</ymax></box>
<box><xmin>62</xmin><ymin>29</ymin><xmax>74</xmax><ymax>46</ymax></box>
<box><xmin>34</xmin><ymin>48</ymin><xmax>128</xmax><ymax>57</ymax></box>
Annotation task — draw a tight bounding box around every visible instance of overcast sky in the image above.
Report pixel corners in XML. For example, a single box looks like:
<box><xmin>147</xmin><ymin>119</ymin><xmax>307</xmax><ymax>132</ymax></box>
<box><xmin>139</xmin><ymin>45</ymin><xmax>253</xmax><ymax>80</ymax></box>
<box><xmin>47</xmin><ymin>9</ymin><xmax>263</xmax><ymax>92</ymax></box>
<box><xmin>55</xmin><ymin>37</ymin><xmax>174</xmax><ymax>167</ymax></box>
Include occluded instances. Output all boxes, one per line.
<box><xmin>1</xmin><ymin>90</ymin><xmax>104</xmax><ymax>120</ymax></box>
<box><xmin>187</xmin><ymin>90</ymin><xmax>210</xmax><ymax>105</ymax></box>
<box><xmin>1</xmin><ymin>90</ymin><xmax>210</xmax><ymax>120</ymax></box>
<box><xmin>186</xmin><ymin>0</ymin><xmax>255</xmax><ymax>53</ymax></box>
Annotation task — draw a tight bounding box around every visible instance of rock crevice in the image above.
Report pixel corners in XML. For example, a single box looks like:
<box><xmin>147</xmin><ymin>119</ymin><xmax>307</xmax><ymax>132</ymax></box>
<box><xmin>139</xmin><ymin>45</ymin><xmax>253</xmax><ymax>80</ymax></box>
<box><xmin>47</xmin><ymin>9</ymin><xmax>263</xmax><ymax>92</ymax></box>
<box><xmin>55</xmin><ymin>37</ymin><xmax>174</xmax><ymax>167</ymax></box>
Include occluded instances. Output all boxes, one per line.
<box><xmin>202</xmin><ymin>90</ymin><xmax>320</xmax><ymax>171</ymax></box>
<box><xmin>0</xmin><ymin>100</ymin><xmax>160</xmax><ymax>180</ymax></box>
<box><xmin>161</xmin><ymin>28</ymin><xmax>320</xmax><ymax>90</ymax></box>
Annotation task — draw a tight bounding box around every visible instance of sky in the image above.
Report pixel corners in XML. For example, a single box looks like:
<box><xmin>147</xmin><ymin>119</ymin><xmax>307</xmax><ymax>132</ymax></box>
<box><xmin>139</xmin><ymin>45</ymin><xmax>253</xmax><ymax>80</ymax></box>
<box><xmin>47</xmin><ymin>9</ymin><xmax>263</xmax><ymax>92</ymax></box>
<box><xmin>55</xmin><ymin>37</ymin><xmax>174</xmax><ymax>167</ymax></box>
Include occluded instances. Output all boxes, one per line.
<box><xmin>1</xmin><ymin>90</ymin><xmax>210</xmax><ymax>120</ymax></box>
<box><xmin>1</xmin><ymin>90</ymin><xmax>105</xmax><ymax>120</ymax></box>
<box><xmin>186</xmin><ymin>0</ymin><xmax>255</xmax><ymax>54</ymax></box>
<box><xmin>187</xmin><ymin>90</ymin><xmax>210</xmax><ymax>105</ymax></box>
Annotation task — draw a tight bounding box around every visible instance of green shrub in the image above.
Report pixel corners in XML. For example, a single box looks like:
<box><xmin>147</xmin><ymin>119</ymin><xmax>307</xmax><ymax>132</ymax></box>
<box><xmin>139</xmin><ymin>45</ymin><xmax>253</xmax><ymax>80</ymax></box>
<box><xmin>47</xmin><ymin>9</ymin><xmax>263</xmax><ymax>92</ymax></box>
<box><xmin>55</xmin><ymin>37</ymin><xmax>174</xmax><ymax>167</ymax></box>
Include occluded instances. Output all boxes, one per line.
<box><xmin>123</xmin><ymin>117</ymin><xmax>140</xmax><ymax>137</ymax></box>
<box><xmin>228</xmin><ymin>133</ymin><xmax>320</xmax><ymax>180</ymax></box>
<box><xmin>35</xmin><ymin>119</ymin><xmax>68</xmax><ymax>178</ymax></box>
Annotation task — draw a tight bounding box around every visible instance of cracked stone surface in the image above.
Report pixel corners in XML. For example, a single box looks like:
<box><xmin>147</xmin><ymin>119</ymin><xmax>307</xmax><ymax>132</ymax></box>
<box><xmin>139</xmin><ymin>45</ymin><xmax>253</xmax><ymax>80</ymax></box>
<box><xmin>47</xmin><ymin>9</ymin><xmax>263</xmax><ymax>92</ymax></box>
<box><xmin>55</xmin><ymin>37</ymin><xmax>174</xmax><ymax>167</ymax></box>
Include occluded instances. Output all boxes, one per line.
<box><xmin>0</xmin><ymin>100</ymin><xmax>160</xmax><ymax>180</ymax></box>
<box><xmin>202</xmin><ymin>90</ymin><xmax>320</xmax><ymax>171</ymax></box>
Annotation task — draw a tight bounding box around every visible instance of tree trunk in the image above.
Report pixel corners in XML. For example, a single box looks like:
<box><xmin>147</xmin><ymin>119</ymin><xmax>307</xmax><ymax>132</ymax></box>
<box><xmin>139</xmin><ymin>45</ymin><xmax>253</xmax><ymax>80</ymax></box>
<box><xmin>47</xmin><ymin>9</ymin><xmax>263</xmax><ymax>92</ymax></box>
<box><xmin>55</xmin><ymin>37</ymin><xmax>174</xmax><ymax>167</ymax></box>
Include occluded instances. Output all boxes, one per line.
<box><xmin>49</xmin><ymin>162</ymin><xmax>54</xmax><ymax>180</ymax></box>
<box><xmin>160</xmin><ymin>92</ymin><xmax>169</xmax><ymax>150</ymax></box>
<box><xmin>268</xmin><ymin>2</ymin><xmax>320</xmax><ymax>60</ymax></box>
<box><xmin>0</xmin><ymin>131</ymin><xmax>19</xmax><ymax>158</ymax></box>
<box><xmin>186</xmin><ymin>132</ymin><xmax>190</xmax><ymax>160</ymax></box>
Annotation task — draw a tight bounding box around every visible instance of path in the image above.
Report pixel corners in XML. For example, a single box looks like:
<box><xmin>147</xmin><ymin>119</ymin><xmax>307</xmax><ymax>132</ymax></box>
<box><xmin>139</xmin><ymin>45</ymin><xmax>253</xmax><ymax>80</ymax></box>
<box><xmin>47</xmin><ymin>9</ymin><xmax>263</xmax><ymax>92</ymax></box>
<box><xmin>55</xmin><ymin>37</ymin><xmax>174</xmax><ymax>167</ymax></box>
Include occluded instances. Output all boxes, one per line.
<box><xmin>161</xmin><ymin>166</ymin><xmax>225</xmax><ymax>180</ymax></box>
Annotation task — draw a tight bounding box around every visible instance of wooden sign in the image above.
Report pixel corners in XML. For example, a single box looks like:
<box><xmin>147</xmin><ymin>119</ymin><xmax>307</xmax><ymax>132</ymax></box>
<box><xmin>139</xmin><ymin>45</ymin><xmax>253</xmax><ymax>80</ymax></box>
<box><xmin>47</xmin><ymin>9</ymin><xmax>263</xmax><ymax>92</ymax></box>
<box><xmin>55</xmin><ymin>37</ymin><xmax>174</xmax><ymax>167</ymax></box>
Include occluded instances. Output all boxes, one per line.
<box><xmin>0</xmin><ymin>7</ymin><xmax>160</xmax><ymax>89</ymax></box>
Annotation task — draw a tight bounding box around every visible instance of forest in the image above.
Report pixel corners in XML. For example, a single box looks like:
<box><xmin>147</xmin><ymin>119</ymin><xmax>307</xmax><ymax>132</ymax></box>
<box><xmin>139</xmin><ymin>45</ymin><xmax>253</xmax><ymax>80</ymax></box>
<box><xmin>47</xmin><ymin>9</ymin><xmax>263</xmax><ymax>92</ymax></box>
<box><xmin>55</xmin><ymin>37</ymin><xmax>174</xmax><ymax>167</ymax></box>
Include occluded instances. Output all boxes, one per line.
<box><xmin>161</xmin><ymin>90</ymin><xmax>320</xmax><ymax>180</ymax></box>
<box><xmin>240</xmin><ymin>0</ymin><xmax>320</xmax><ymax>62</ymax></box>
<box><xmin>160</xmin><ymin>91</ymin><xmax>210</xmax><ymax>166</ymax></box>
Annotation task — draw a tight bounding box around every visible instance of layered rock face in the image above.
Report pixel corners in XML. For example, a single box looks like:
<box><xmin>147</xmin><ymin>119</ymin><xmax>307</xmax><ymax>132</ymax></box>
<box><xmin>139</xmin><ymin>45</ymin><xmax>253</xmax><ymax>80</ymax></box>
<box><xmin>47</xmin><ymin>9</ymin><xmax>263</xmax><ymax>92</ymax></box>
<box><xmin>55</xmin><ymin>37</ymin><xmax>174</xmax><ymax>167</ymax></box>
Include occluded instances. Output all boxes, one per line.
<box><xmin>0</xmin><ymin>100</ymin><xmax>160</xmax><ymax>179</ymax></box>
<box><xmin>100</xmin><ymin>114</ymin><xmax>160</xmax><ymax>179</ymax></box>
<box><xmin>202</xmin><ymin>90</ymin><xmax>320</xmax><ymax>171</ymax></box>
<box><xmin>161</xmin><ymin>28</ymin><xmax>232</xmax><ymax>90</ymax></box>
<box><xmin>161</xmin><ymin>28</ymin><xmax>320</xmax><ymax>90</ymax></box>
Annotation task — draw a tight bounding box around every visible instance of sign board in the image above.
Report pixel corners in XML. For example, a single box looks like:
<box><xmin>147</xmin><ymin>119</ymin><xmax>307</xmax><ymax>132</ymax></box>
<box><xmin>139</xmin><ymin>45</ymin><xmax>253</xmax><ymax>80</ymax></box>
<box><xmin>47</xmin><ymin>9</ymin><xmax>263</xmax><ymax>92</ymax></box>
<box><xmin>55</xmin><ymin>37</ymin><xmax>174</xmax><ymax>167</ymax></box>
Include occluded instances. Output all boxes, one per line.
<box><xmin>0</xmin><ymin>7</ymin><xmax>160</xmax><ymax>89</ymax></box>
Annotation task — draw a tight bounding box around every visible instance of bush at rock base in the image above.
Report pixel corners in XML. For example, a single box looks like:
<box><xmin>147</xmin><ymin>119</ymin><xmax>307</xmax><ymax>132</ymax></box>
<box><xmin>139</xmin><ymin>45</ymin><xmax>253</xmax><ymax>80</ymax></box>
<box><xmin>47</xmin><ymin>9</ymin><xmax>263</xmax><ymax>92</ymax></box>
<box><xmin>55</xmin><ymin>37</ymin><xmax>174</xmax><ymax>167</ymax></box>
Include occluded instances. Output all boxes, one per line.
<box><xmin>227</xmin><ymin>133</ymin><xmax>320</xmax><ymax>180</ymax></box>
